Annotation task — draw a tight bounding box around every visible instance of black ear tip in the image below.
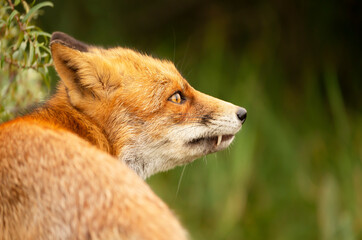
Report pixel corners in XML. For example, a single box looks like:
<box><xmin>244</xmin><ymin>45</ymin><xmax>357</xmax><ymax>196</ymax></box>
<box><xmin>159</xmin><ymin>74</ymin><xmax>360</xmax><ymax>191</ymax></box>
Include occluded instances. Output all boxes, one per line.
<box><xmin>50</xmin><ymin>31</ymin><xmax>89</xmax><ymax>52</ymax></box>
<box><xmin>51</xmin><ymin>32</ymin><xmax>68</xmax><ymax>42</ymax></box>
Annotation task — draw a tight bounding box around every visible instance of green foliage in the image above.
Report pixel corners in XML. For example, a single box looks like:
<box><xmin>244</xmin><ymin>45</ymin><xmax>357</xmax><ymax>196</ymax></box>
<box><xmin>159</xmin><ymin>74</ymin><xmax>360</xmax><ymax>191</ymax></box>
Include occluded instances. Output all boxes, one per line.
<box><xmin>0</xmin><ymin>0</ymin><xmax>53</xmax><ymax>122</ymax></box>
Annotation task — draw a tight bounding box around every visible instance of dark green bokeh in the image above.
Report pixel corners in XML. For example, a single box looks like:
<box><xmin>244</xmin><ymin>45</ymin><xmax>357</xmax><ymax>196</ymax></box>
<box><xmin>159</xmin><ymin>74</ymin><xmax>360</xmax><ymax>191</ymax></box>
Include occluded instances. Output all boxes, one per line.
<box><xmin>36</xmin><ymin>0</ymin><xmax>361</xmax><ymax>239</ymax></box>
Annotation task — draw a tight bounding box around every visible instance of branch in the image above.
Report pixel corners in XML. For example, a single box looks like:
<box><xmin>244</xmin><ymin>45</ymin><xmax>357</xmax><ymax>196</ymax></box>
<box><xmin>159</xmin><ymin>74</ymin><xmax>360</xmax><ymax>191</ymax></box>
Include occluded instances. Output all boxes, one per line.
<box><xmin>3</xmin><ymin>57</ymin><xmax>52</xmax><ymax>70</ymax></box>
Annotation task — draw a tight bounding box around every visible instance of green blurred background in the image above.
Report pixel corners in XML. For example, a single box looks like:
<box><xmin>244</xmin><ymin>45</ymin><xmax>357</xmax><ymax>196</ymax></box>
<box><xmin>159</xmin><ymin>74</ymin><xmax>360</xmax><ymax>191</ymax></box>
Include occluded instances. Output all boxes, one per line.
<box><xmin>2</xmin><ymin>0</ymin><xmax>362</xmax><ymax>239</ymax></box>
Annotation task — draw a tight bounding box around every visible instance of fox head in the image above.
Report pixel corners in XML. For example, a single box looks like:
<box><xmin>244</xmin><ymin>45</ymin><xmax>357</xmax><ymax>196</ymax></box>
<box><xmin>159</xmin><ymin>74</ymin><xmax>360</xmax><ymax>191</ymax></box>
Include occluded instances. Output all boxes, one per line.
<box><xmin>50</xmin><ymin>32</ymin><xmax>247</xmax><ymax>179</ymax></box>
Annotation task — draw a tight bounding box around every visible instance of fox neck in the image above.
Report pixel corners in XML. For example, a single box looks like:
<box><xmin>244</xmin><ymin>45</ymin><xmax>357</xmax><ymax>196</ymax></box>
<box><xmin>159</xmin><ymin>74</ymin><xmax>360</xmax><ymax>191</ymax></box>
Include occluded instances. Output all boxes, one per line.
<box><xmin>29</xmin><ymin>84</ymin><xmax>112</xmax><ymax>154</ymax></box>
<box><xmin>28</xmin><ymin>84</ymin><xmax>152</xmax><ymax>178</ymax></box>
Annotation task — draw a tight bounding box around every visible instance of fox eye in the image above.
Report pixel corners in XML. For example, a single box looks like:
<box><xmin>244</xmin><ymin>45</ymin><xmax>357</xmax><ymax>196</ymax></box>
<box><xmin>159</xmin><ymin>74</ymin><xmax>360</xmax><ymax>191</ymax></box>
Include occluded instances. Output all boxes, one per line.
<box><xmin>169</xmin><ymin>92</ymin><xmax>184</xmax><ymax>104</ymax></box>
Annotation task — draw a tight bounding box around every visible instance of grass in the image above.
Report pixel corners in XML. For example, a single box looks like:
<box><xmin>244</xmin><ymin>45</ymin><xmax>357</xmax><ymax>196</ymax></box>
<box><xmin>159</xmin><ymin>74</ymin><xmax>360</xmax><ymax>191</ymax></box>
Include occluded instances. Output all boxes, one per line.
<box><xmin>146</xmin><ymin>42</ymin><xmax>361</xmax><ymax>240</ymax></box>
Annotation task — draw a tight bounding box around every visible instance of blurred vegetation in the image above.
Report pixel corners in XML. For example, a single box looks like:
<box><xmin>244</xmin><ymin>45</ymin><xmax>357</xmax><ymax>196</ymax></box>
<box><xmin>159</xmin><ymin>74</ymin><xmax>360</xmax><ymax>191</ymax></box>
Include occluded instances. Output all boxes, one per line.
<box><xmin>1</xmin><ymin>0</ymin><xmax>361</xmax><ymax>239</ymax></box>
<box><xmin>0</xmin><ymin>0</ymin><xmax>53</xmax><ymax>121</ymax></box>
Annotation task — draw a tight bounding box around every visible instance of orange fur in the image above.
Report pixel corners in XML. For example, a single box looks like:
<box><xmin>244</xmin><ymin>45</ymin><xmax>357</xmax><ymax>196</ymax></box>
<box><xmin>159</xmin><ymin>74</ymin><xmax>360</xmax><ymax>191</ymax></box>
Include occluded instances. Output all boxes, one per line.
<box><xmin>0</xmin><ymin>119</ymin><xmax>186</xmax><ymax>239</ymax></box>
<box><xmin>0</xmin><ymin>32</ymin><xmax>246</xmax><ymax>239</ymax></box>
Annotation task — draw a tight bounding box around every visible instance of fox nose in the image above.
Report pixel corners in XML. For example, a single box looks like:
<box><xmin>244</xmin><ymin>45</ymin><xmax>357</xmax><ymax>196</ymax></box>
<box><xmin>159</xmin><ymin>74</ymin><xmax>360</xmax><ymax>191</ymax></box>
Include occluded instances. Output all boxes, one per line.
<box><xmin>236</xmin><ymin>107</ymin><xmax>247</xmax><ymax>124</ymax></box>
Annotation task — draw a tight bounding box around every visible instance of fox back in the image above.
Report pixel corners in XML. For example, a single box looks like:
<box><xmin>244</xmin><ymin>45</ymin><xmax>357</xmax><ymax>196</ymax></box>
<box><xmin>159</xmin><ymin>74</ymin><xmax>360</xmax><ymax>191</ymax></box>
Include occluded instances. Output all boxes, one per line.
<box><xmin>0</xmin><ymin>32</ymin><xmax>246</xmax><ymax>239</ymax></box>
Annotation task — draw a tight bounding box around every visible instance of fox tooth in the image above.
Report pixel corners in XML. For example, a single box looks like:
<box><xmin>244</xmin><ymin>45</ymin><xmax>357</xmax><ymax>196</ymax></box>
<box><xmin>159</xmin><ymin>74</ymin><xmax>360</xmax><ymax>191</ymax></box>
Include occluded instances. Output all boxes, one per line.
<box><xmin>216</xmin><ymin>135</ymin><xmax>222</xmax><ymax>146</ymax></box>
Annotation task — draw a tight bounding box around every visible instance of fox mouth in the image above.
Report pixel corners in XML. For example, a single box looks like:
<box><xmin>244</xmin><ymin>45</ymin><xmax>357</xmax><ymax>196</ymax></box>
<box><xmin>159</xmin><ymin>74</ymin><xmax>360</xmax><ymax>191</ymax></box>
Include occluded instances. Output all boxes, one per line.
<box><xmin>188</xmin><ymin>134</ymin><xmax>235</xmax><ymax>150</ymax></box>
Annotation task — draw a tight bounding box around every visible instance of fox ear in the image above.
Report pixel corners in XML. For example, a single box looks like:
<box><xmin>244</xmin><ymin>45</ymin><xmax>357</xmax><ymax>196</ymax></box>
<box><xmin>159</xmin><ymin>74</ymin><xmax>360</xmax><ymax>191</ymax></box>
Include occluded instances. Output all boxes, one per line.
<box><xmin>50</xmin><ymin>32</ymin><xmax>100</xmax><ymax>106</ymax></box>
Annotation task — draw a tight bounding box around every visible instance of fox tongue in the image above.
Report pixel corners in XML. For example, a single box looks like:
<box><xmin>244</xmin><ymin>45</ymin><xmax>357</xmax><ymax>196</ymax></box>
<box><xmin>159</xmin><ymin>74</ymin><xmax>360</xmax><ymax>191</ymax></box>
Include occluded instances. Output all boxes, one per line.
<box><xmin>216</xmin><ymin>135</ymin><xmax>222</xmax><ymax>146</ymax></box>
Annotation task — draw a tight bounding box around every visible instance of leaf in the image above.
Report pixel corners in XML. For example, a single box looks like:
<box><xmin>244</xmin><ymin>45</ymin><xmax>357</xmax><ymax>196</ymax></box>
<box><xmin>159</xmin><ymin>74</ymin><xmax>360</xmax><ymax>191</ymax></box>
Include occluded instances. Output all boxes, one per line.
<box><xmin>27</xmin><ymin>43</ymin><xmax>34</xmax><ymax>67</ymax></box>
<box><xmin>20</xmin><ymin>41</ymin><xmax>27</xmax><ymax>52</ymax></box>
<box><xmin>35</xmin><ymin>44</ymin><xmax>41</xmax><ymax>62</ymax></box>
<box><xmin>14</xmin><ymin>32</ymin><xmax>24</xmax><ymax>50</ymax></box>
<box><xmin>25</xmin><ymin>25</ymin><xmax>36</xmax><ymax>30</ymax></box>
<box><xmin>38</xmin><ymin>44</ymin><xmax>51</xmax><ymax>57</ymax></box>
<box><xmin>12</xmin><ymin>50</ymin><xmax>19</xmax><ymax>60</ymax></box>
<box><xmin>38</xmin><ymin>66</ymin><xmax>50</xmax><ymax>89</ymax></box>
<box><xmin>22</xmin><ymin>0</ymin><xmax>30</xmax><ymax>13</ymax></box>
<box><xmin>29</xmin><ymin>30</ymin><xmax>51</xmax><ymax>38</ymax></box>
<box><xmin>0</xmin><ymin>54</ymin><xmax>4</xmax><ymax>69</ymax></box>
<box><xmin>7</xmin><ymin>10</ymin><xmax>19</xmax><ymax>27</ymax></box>
<box><xmin>22</xmin><ymin>2</ymin><xmax>54</xmax><ymax>23</ymax></box>
<box><xmin>17</xmin><ymin>44</ymin><xmax>25</xmax><ymax>61</ymax></box>
<box><xmin>30</xmin><ymin>0</ymin><xmax>37</xmax><ymax>7</ymax></box>
<box><xmin>22</xmin><ymin>50</ymin><xmax>28</xmax><ymax>67</ymax></box>
<box><xmin>14</xmin><ymin>0</ymin><xmax>21</xmax><ymax>7</ymax></box>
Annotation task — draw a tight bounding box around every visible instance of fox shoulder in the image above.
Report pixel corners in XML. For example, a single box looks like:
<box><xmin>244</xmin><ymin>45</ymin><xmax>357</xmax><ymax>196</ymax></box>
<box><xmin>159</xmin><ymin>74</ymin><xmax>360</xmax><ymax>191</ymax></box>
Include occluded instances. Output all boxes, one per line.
<box><xmin>0</xmin><ymin>120</ymin><xmax>187</xmax><ymax>239</ymax></box>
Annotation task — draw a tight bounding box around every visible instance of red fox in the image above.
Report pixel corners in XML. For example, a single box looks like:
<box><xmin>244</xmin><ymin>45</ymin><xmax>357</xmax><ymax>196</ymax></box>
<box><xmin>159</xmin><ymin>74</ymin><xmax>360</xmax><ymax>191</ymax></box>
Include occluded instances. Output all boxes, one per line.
<box><xmin>0</xmin><ymin>32</ymin><xmax>247</xmax><ymax>239</ymax></box>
